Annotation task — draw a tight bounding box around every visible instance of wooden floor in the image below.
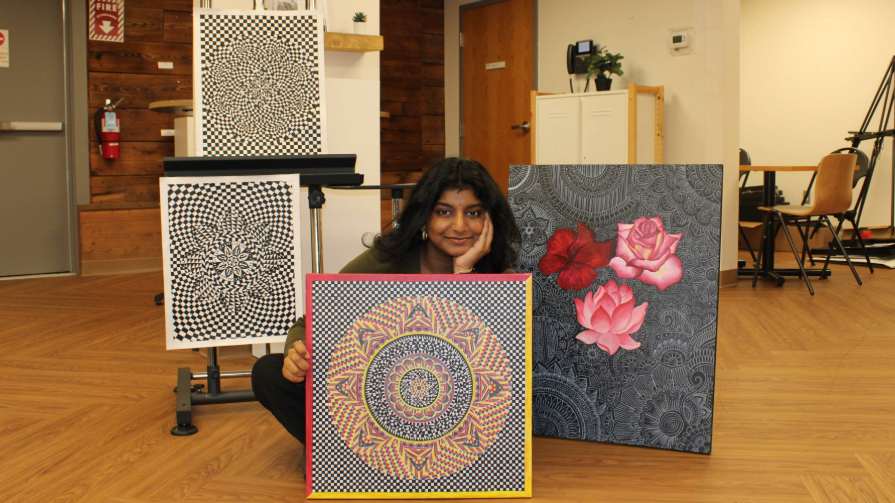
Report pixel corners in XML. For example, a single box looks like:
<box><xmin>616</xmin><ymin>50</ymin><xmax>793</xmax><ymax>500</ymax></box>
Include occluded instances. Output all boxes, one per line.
<box><xmin>1</xmin><ymin>257</ymin><xmax>893</xmax><ymax>502</ymax></box>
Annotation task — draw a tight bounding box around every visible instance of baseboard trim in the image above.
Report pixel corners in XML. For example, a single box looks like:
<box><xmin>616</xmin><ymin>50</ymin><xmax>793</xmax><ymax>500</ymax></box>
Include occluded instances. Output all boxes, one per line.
<box><xmin>720</xmin><ymin>268</ymin><xmax>738</xmax><ymax>288</ymax></box>
<box><xmin>81</xmin><ymin>257</ymin><xmax>161</xmax><ymax>276</ymax></box>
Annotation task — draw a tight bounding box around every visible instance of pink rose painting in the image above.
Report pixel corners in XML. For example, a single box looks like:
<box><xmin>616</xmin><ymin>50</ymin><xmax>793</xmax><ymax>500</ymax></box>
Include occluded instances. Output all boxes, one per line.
<box><xmin>608</xmin><ymin>216</ymin><xmax>684</xmax><ymax>291</ymax></box>
<box><xmin>574</xmin><ymin>280</ymin><xmax>647</xmax><ymax>355</ymax></box>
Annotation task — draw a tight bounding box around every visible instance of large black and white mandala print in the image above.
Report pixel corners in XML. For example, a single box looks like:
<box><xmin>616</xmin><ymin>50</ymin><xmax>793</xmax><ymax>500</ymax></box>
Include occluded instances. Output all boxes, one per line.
<box><xmin>161</xmin><ymin>175</ymin><xmax>302</xmax><ymax>349</ymax></box>
<box><xmin>195</xmin><ymin>10</ymin><xmax>326</xmax><ymax>156</ymax></box>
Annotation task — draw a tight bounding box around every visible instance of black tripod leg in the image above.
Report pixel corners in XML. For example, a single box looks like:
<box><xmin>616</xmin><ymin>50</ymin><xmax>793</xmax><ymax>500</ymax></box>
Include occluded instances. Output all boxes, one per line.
<box><xmin>849</xmin><ymin>215</ymin><xmax>875</xmax><ymax>273</ymax></box>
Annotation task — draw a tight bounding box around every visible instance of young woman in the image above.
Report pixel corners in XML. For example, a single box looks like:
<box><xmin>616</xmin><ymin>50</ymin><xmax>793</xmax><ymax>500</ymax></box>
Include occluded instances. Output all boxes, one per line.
<box><xmin>251</xmin><ymin>157</ymin><xmax>520</xmax><ymax>445</ymax></box>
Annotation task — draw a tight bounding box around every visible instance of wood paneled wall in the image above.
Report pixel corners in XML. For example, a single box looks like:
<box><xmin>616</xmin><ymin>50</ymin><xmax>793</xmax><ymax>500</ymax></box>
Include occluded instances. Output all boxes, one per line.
<box><xmin>379</xmin><ymin>0</ymin><xmax>445</xmax><ymax>227</ymax></box>
<box><xmin>86</xmin><ymin>0</ymin><xmax>192</xmax><ymax>203</ymax></box>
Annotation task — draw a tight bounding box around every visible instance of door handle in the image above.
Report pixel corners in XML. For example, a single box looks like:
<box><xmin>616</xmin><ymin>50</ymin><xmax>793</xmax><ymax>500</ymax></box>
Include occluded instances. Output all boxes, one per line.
<box><xmin>511</xmin><ymin>121</ymin><xmax>530</xmax><ymax>133</ymax></box>
<box><xmin>0</xmin><ymin>121</ymin><xmax>64</xmax><ymax>132</ymax></box>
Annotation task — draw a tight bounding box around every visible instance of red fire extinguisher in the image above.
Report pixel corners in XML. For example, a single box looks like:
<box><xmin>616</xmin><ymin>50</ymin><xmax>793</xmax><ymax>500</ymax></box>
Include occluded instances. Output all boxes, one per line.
<box><xmin>94</xmin><ymin>98</ymin><xmax>123</xmax><ymax>160</ymax></box>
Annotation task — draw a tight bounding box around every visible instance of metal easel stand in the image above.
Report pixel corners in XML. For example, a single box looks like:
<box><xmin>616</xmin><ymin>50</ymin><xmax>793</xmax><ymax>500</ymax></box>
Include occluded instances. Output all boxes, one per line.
<box><xmin>171</xmin><ymin>186</ymin><xmax>328</xmax><ymax>436</ymax></box>
<box><xmin>841</xmin><ymin>55</ymin><xmax>895</xmax><ymax>248</ymax></box>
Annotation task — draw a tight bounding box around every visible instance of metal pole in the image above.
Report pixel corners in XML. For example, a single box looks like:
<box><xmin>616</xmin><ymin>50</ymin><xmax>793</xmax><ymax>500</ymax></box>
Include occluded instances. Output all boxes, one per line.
<box><xmin>390</xmin><ymin>187</ymin><xmax>404</xmax><ymax>229</ymax></box>
<box><xmin>192</xmin><ymin>370</ymin><xmax>252</xmax><ymax>380</ymax></box>
<box><xmin>308</xmin><ymin>185</ymin><xmax>326</xmax><ymax>273</ymax></box>
<box><xmin>311</xmin><ymin>208</ymin><xmax>324</xmax><ymax>273</ymax></box>
<box><xmin>206</xmin><ymin>347</ymin><xmax>221</xmax><ymax>395</ymax></box>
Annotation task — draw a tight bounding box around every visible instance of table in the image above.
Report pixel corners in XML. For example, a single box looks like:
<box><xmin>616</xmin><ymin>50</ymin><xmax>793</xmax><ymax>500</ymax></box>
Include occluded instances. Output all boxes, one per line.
<box><xmin>738</xmin><ymin>164</ymin><xmax>832</xmax><ymax>285</ymax></box>
<box><xmin>148</xmin><ymin>99</ymin><xmax>194</xmax><ymax>157</ymax></box>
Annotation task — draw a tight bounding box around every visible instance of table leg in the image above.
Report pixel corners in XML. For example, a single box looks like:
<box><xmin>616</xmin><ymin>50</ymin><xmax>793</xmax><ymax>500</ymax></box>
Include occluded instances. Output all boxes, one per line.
<box><xmin>762</xmin><ymin>170</ymin><xmax>778</xmax><ymax>277</ymax></box>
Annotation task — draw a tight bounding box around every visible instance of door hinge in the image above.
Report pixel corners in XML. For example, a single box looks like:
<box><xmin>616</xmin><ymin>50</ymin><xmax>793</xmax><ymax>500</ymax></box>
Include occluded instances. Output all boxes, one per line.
<box><xmin>459</xmin><ymin>32</ymin><xmax>464</xmax><ymax>48</ymax></box>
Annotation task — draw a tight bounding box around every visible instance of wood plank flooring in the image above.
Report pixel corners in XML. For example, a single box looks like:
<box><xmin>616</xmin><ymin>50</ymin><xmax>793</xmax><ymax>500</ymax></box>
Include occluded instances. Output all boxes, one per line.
<box><xmin>0</xmin><ymin>258</ymin><xmax>892</xmax><ymax>502</ymax></box>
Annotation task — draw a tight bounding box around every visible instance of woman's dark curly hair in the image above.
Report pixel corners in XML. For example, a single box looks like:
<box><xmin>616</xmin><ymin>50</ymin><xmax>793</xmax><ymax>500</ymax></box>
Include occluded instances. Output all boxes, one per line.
<box><xmin>374</xmin><ymin>157</ymin><xmax>520</xmax><ymax>272</ymax></box>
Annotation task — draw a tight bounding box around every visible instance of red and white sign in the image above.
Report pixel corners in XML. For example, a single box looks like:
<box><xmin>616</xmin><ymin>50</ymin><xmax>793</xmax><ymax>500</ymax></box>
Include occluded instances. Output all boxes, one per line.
<box><xmin>0</xmin><ymin>29</ymin><xmax>9</xmax><ymax>68</ymax></box>
<box><xmin>89</xmin><ymin>0</ymin><xmax>125</xmax><ymax>43</ymax></box>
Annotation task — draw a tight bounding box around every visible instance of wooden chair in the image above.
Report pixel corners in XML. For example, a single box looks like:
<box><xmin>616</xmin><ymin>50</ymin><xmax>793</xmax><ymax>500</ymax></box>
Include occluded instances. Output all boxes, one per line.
<box><xmin>752</xmin><ymin>153</ymin><xmax>862</xmax><ymax>295</ymax></box>
<box><xmin>799</xmin><ymin>147</ymin><xmax>875</xmax><ymax>272</ymax></box>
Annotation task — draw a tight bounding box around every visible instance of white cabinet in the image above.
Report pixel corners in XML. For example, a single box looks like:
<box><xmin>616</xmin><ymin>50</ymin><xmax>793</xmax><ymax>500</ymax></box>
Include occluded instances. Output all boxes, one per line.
<box><xmin>533</xmin><ymin>84</ymin><xmax>664</xmax><ymax>165</ymax></box>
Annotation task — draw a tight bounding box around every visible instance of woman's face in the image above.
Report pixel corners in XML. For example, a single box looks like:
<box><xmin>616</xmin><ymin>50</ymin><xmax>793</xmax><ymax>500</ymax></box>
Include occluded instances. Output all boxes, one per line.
<box><xmin>425</xmin><ymin>188</ymin><xmax>486</xmax><ymax>258</ymax></box>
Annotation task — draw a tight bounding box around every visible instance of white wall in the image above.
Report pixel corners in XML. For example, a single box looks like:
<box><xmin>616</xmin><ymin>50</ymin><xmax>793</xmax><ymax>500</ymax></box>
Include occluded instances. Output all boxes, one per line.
<box><xmin>741</xmin><ymin>0</ymin><xmax>894</xmax><ymax>229</ymax></box>
<box><xmin>446</xmin><ymin>0</ymin><xmax>741</xmax><ymax>272</ymax></box>
<box><xmin>195</xmin><ymin>0</ymin><xmax>382</xmax><ymax>273</ymax></box>
<box><xmin>313</xmin><ymin>1</ymin><xmax>381</xmax><ymax>274</ymax></box>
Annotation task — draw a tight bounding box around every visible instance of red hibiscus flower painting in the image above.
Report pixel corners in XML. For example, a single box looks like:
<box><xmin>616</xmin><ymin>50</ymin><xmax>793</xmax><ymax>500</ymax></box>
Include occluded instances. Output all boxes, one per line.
<box><xmin>539</xmin><ymin>223</ymin><xmax>613</xmax><ymax>290</ymax></box>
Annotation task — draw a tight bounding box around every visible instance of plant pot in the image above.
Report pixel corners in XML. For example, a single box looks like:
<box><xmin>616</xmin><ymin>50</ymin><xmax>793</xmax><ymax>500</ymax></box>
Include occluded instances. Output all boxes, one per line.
<box><xmin>353</xmin><ymin>22</ymin><xmax>366</xmax><ymax>34</ymax></box>
<box><xmin>595</xmin><ymin>76</ymin><xmax>612</xmax><ymax>91</ymax></box>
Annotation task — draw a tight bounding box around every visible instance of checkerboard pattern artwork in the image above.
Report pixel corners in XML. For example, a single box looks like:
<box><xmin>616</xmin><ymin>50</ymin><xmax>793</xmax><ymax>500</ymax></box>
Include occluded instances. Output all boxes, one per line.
<box><xmin>306</xmin><ymin>274</ymin><xmax>532</xmax><ymax>499</ymax></box>
<box><xmin>194</xmin><ymin>9</ymin><xmax>326</xmax><ymax>156</ymax></box>
<box><xmin>160</xmin><ymin>174</ymin><xmax>302</xmax><ymax>350</ymax></box>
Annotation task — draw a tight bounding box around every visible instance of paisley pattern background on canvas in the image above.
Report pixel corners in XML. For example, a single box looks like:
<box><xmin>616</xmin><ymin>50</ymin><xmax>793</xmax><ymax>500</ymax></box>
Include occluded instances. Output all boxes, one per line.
<box><xmin>508</xmin><ymin>164</ymin><xmax>721</xmax><ymax>453</ymax></box>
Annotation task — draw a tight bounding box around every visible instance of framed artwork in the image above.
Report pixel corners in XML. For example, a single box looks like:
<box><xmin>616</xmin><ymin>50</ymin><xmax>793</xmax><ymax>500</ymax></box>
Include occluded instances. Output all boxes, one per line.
<box><xmin>160</xmin><ymin>174</ymin><xmax>302</xmax><ymax>350</ymax></box>
<box><xmin>194</xmin><ymin>9</ymin><xmax>326</xmax><ymax>156</ymax></box>
<box><xmin>508</xmin><ymin>164</ymin><xmax>721</xmax><ymax>454</ymax></box>
<box><xmin>305</xmin><ymin>274</ymin><xmax>532</xmax><ymax>499</ymax></box>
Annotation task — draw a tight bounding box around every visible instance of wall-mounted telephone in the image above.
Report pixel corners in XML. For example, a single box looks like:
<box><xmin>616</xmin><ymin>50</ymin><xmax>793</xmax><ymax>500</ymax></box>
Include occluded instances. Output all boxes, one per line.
<box><xmin>566</xmin><ymin>39</ymin><xmax>595</xmax><ymax>75</ymax></box>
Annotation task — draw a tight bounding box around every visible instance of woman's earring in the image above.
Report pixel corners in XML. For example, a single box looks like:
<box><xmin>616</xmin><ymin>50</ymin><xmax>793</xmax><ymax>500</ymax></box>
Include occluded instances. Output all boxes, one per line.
<box><xmin>421</xmin><ymin>227</ymin><xmax>428</xmax><ymax>241</ymax></box>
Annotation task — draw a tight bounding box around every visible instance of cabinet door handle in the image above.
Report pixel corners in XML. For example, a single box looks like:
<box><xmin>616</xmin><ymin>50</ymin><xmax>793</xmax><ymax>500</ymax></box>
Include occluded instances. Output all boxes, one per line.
<box><xmin>510</xmin><ymin>121</ymin><xmax>530</xmax><ymax>133</ymax></box>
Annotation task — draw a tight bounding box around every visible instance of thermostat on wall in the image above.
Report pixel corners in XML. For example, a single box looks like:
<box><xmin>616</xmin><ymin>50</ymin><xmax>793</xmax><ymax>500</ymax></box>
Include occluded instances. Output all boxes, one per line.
<box><xmin>669</xmin><ymin>28</ymin><xmax>693</xmax><ymax>56</ymax></box>
<box><xmin>671</xmin><ymin>31</ymin><xmax>689</xmax><ymax>49</ymax></box>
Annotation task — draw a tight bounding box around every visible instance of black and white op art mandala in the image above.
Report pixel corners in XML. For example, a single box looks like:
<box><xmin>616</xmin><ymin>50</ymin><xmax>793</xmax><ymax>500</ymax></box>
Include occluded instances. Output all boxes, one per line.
<box><xmin>160</xmin><ymin>174</ymin><xmax>302</xmax><ymax>350</ymax></box>
<box><xmin>194</xmin><ymin>9</ymin><xmax>326</xmax><ymax>156</ymax></box>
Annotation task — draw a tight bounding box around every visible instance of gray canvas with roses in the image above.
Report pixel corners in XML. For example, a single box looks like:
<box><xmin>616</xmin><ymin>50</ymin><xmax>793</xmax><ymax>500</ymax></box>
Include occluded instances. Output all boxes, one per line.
<box><xmin>508</xmin><ymin>164</ymin><xmax>721</xmax><ymax>454</ymax></box>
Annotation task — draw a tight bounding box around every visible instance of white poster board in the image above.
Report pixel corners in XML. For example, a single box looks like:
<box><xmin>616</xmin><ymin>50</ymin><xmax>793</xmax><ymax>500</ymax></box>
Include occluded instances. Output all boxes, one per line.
<box><xmin>160</xmin><ymin>174</ymin><xmax>303</xmax><ymax>350</ymax></box>
<box><xmin>193</xmin><ymin>9</ymin><xmax>327</xmax><ymax>156</ymax></box>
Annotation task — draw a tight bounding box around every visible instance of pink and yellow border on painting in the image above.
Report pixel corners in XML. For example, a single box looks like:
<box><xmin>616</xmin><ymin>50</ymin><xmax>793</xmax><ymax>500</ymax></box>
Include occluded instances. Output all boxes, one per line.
<box><xmin>304</xmin><ymin>273</ymin><xmax>533</xmax><ymax>499</ymax></box>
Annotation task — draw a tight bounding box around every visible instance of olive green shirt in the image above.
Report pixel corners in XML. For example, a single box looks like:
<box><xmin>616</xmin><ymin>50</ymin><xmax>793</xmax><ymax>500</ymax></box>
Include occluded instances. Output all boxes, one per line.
<box><xmin>282</xmin><ymin>246</ymin><xmax>421</xmax><ymax>351</ymax></box>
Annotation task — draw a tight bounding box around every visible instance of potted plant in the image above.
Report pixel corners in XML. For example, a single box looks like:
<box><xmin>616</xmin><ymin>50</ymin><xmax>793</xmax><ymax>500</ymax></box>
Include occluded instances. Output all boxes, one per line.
<box><xmin>586</xmin><ymin>46</ymin><xmax>624</xmax><ymax>91</ymax></box>
<box><xmin>353</xmin><ymin>11</ymin><xmax>367</xmax><ymax>34</ymax></box>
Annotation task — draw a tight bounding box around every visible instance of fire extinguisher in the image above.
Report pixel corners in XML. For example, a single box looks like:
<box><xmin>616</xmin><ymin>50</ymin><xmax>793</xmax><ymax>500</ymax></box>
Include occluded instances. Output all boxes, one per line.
<box><xmin>94</xmin><ymin>98</ymin><xmax>123</xmax><ymax>160</ymax></box>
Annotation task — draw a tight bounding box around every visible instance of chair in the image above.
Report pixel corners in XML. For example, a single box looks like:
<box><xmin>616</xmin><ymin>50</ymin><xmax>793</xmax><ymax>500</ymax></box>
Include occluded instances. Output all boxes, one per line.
<box><xmin>738</xmin><ymin>149</ymin><xmax>762</xmax><ymax>264</ymax></box>
<box><xmin>799</xmin><ymin>147</ymin><xmax>875</xmax><ymax>272</ymax></box>
<box><xmin>752</xmin><ymin>153</ymin><xmax>862</xmax><ymax>295</ymax></box>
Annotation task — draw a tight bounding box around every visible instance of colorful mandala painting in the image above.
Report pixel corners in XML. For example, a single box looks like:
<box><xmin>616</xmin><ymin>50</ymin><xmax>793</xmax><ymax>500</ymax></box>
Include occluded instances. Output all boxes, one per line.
<box><xmin>306</xmin><ymin>274</ymin><xmax>532</xmax><ymax>499</ymax></box>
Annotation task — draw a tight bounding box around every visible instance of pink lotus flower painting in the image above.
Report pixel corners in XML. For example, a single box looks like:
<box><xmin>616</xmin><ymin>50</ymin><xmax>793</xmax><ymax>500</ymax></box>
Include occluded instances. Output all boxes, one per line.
<box><xmin>609</xmin><ymin>216</ymin><xmax>684</xmax><ymax>291</ymax></box>
<box><xmin>574</xmin><ymin>280</ymin><xmax>647</xmax><ymax>355</ymax></box>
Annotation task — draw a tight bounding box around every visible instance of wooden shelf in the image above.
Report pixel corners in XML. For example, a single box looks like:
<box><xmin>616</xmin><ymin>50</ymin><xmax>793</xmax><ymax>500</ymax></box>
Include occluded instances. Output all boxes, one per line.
<box><xmin>324</xmin><ymin>32</ymin><xmax>383</xmax><ymax>52</ymax></box>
